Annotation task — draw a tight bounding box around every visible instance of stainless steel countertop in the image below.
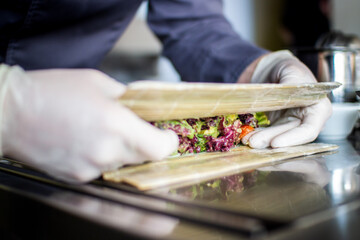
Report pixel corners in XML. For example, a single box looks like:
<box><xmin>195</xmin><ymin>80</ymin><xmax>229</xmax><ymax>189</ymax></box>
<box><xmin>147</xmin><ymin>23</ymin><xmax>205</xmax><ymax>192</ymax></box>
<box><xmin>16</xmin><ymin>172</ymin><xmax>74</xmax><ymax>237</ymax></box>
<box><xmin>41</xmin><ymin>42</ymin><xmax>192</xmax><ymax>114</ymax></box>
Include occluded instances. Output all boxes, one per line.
<box><xmin>1</xmin><ymin>131</ymin><xmax>360</xmax><ymax>239</ymax></box>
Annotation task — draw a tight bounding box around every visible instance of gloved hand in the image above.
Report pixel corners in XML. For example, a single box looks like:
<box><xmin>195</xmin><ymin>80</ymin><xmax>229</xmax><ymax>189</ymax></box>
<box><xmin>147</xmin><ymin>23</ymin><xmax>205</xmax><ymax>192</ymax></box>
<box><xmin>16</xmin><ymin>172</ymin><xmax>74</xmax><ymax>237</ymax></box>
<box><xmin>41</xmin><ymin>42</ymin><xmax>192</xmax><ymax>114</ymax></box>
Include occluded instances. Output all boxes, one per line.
<box><xmin>241</xmin><ymin>51</ymin><xmax>332</xmax><ymax>148</ymax></box>
<box><xmin>0</xmin><ymin>66</ymin><xmax>178</xmax><ymax>183</ymax></box>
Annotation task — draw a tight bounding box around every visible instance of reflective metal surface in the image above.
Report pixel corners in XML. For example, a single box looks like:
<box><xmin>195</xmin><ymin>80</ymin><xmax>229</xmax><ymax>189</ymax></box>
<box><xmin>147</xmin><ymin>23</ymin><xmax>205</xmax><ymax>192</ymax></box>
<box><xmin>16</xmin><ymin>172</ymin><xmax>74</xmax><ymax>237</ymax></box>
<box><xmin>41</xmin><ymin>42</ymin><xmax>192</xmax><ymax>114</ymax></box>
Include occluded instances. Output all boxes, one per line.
<box><xmin>0</xmin><ymin>167</ymin><xmax>249</xmax><ymax>240</ymax></box>
<box><xmin>145</xmin><ymin>139</ymin><xmax>360</xmax><ymax>223</ymax></box>
<box><xmin>2</xmin><ymin>130</ymin><xmax>360</xmax><ymax>239</ymax></box>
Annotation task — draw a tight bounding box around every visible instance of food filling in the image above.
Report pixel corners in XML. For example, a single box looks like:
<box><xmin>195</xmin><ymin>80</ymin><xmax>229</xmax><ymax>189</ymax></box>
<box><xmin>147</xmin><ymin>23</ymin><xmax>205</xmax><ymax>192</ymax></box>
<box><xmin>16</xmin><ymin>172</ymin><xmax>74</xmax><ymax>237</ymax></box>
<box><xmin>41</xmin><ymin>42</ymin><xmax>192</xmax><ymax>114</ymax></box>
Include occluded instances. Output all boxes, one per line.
<box><xmin>152</xmin><ymin>112</ymin><xmax>269</xmax><ymax>154</ymax></box>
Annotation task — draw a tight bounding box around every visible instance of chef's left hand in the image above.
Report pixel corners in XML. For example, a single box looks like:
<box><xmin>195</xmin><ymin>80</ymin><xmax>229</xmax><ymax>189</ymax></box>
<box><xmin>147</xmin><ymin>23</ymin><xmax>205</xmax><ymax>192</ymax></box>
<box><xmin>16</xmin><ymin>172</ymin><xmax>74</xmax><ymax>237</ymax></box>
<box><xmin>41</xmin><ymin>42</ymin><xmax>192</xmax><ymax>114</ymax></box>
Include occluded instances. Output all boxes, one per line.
<box><xmin>239</xmin><ymin>50</ymin><xmax>332</xmax><ymax>148</ymax></box>
<box><xmin>1</xmin><ymin>67</ymin><xmax>179</xmax><ymax>183</ymax></box>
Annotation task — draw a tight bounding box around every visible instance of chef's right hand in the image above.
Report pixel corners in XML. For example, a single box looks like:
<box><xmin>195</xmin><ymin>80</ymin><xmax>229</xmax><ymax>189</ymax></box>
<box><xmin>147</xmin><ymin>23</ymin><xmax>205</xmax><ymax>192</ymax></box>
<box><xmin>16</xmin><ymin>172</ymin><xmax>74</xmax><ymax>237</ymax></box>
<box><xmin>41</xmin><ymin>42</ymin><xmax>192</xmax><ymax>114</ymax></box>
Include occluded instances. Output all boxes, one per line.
<box><xmin>1</xmin><ymin>66</ymin><xmax>178</xmax><ymax>183</ymax></box>
<box><xmin>239</xmin><ymin>51</ymin><xmax>332</xmax><ymax>148</ymax></box>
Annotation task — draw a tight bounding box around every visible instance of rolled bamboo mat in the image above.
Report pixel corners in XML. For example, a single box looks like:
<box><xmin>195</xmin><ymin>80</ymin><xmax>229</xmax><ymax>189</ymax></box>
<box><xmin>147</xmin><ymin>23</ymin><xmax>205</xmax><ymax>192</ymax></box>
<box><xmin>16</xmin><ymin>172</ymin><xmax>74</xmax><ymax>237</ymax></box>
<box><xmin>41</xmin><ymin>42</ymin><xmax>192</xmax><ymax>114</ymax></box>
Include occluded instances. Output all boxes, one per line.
<box><xmin>119</xmin><ymin>81</ymin><xmax>340</xmax><ymax>121</ymax></box>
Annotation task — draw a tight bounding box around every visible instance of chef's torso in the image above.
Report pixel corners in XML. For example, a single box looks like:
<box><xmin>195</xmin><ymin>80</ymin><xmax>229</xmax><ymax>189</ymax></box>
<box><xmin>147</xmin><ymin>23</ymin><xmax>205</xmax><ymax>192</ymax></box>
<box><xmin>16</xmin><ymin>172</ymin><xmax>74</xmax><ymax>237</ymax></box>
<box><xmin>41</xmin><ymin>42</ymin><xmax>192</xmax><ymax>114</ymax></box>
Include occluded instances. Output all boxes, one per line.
<box><xmin>0</xmin><ymin>0</ymin><xmax>143</xmax><ymax>69</ymax></box>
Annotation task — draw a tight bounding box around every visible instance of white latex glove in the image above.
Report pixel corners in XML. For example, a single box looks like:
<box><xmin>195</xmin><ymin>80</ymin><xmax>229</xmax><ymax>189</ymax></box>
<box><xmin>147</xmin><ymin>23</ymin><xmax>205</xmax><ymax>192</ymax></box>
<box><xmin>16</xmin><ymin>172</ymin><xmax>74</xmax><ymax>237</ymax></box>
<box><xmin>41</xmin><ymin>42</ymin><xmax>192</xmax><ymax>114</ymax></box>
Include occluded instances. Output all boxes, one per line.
<box><xmin>242</xmin><ymin>50</ymin><xmax>332</xmax><ymax>148</ymax></box>
<box><xmin>0</xmin><ymin>66</ymin><xmax>178</xmax><ymax>183</ymax></box>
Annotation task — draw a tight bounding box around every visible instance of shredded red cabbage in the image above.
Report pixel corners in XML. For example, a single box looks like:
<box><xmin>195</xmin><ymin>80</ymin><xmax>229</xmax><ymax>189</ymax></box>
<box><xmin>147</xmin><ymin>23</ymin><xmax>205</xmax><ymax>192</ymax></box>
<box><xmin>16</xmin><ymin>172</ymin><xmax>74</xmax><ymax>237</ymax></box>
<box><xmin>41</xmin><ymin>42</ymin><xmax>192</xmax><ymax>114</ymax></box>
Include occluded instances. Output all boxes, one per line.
<box><xmin>153</xmin><ymin>113</ymin><xmax>262</xmax><ymax>154</ymax></box>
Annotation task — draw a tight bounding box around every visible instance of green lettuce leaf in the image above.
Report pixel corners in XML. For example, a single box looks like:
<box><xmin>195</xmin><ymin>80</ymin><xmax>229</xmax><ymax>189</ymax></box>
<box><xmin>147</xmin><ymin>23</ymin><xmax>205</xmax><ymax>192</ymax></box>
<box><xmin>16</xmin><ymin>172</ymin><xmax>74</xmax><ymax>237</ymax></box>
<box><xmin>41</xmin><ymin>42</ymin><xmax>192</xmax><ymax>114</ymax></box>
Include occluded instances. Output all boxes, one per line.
<box><xmin>224</xmin><ymin>114</ymin><xmax>239</xmax><ymax>127</ymax></box>
<box><xmin>254</xmin><ymin>112</ymin><xmax>270</xmax><ymax>126</ymax></box>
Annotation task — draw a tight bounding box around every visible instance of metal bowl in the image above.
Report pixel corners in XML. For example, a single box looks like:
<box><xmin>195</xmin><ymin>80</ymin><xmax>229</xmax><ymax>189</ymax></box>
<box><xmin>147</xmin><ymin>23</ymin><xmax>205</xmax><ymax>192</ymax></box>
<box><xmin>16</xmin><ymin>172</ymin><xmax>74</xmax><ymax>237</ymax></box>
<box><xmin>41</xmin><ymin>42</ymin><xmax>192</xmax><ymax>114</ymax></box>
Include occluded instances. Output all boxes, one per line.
<box><xmin>293</xmin><ymin>47</ymin><xmax>360</xmax><ymax>102</ymax></box>
<box><xmin>293</xmin><ymin>31</ymin><xmax>360</xmax><ymax>102</ymax></box>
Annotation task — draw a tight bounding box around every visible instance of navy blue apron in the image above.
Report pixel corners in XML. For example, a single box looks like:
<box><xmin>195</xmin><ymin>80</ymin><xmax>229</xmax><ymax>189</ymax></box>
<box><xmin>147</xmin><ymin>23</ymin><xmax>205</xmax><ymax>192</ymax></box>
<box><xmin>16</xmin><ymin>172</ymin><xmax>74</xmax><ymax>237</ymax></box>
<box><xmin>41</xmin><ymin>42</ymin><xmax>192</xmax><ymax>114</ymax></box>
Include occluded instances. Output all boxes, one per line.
<box><xmin>0</xmin><ymin>0</ymin><xmax>142</xmax><ymax>70</ymax></box>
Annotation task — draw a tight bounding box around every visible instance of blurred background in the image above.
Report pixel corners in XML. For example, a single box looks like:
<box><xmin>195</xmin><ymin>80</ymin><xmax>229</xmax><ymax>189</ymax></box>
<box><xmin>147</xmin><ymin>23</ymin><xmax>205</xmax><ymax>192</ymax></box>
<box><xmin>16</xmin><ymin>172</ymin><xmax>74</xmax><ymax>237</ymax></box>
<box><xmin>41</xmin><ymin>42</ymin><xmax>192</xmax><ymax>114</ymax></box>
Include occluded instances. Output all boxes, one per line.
<box><xmin>99</xmin><ymin>0</ymin><xmax>360</xmax><ymax>84</ymax></box>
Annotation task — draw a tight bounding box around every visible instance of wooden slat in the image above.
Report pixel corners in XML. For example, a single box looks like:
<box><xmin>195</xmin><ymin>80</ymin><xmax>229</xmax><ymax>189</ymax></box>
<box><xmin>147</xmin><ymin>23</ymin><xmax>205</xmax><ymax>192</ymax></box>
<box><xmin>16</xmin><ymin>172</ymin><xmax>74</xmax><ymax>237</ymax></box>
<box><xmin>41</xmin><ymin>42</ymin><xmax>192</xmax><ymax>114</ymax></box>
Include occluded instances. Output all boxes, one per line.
<box><xmin>103</xmin><ymin>143</ymin><xmax>338</xmax><ymax>190</ymax></box>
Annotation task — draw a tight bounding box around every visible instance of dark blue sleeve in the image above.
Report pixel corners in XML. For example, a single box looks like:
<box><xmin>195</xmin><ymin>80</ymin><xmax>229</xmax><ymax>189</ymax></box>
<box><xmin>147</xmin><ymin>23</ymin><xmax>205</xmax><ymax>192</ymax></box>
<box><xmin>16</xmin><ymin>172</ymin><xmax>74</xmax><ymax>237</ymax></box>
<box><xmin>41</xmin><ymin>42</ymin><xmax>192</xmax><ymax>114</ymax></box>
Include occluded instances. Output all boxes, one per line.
<box><xmin>147</xmin><ymin>0</ymin><xmax>268</xmax><ymax>83</ymax></box>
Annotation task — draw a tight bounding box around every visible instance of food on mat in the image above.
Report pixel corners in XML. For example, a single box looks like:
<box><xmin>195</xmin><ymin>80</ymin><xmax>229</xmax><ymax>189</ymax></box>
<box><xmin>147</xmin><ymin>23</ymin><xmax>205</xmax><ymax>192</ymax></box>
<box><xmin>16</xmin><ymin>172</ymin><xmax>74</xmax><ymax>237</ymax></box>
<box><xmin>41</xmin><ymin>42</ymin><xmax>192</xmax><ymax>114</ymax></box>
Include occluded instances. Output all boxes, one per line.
<box><xmin>152</xmin><ymin>112</ymin><xmax>269</xmax><ymax>154</ymax></box>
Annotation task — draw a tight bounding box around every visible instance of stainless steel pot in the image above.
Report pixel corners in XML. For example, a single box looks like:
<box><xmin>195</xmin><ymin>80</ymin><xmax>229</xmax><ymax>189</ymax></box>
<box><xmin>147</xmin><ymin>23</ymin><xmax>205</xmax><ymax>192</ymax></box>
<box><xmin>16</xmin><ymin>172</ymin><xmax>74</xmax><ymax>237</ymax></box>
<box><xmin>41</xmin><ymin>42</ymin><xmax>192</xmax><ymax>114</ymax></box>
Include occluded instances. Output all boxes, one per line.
<box><xmin>293</xmin><ymin>32</ymin><xmax>360</xmax><ymax>102</ymax></box>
